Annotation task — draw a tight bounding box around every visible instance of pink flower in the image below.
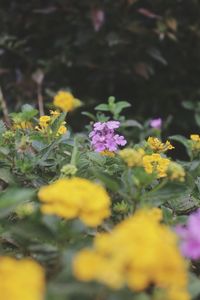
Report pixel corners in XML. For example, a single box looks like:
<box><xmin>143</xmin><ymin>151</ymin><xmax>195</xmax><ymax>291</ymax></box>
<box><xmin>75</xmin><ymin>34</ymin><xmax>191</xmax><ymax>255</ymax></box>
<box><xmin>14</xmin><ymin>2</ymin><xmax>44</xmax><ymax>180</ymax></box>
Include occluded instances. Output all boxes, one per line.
<box><xmin>150</xmin><ymin>118</ymin><xmax>162</xmax><ymax>129</ymax></box>
<box><xmin>175</xmin><ymin>209</ymin><xmax>200</xmax><ymax>260</ymax></box>
<box><xmin>91</xmin><ymin>9</ymin><xmax>105</xmax><ymax>32</ymax></box>
<box><xmin>89</xmin><ymin>121</ymin><xmax>127</xmax><ymax>153</ymax></box>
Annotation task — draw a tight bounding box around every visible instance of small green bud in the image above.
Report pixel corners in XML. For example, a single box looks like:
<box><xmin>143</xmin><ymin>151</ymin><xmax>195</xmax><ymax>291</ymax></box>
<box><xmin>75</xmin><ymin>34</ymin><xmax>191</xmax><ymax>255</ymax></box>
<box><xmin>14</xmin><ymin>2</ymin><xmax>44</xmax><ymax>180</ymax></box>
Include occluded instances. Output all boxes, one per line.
<box><xmin>113</xmin><ymin>201</ymin><xmax>129</xmax><ymax>214</ymax></box>
<box><xmin>61</xmin><ymin>164</ymin><xmax>77</xmax><ymax>177</ymax></box>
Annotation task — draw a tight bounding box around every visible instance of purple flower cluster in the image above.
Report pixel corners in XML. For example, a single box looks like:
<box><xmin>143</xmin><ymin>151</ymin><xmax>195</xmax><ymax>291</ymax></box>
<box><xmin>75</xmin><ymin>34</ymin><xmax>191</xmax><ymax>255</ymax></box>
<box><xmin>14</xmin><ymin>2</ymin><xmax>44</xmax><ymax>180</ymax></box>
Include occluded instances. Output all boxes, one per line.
<box><xmin>176</xmin><ymin>209</ymin><xmax>200</xmax><ymax>260</ymax></box>
<box><xmin>89</xmin><ymin>121</ymin><xmax>127</xmax><ymax>152</ymax></box>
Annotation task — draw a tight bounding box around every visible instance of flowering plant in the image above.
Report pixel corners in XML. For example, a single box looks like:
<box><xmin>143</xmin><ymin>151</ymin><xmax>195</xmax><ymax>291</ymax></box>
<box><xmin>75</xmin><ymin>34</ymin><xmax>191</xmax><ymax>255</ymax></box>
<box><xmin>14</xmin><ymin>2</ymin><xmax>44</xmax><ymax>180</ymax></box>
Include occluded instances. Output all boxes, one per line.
<box><xmin>0</xmin><ymin>96</ymin><xmax>199</xmax><ymax>300</ymax></box>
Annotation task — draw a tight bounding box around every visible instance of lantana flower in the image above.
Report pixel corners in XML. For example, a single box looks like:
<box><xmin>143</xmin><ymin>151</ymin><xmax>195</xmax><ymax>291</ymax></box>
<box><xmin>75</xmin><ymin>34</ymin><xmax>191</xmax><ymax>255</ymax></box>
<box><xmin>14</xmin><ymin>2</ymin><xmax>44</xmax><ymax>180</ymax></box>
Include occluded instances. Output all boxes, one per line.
<box><xmin>89</xmin><ymin>121</ymin><xmax>127</xmax><ymax>153</ymax></box>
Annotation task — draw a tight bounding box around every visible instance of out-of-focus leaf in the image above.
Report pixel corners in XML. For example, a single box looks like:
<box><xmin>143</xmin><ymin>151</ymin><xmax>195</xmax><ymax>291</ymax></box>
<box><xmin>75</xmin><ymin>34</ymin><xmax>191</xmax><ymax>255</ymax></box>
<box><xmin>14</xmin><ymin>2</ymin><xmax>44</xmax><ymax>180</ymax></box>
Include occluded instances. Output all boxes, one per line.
<box><xmin>121</xmin><ymin>120</ymin><xmax>143</xmax><ymax>129</ymax></box>
<box><xmin>147</xmin><ymin>48</ymin><xmax>168</xmax><ymax>65</ymax></box>
<box><xmin>92</xmin><ymin>170</ymin><xmax>120</xmax><ymax>192</ymax></box>
<box><xmin>0</xmin><ymin>187</ymin><xmax>35</xmax><ymax>218</ymax></box>
<box><xmin>182</xmin><ymin>101</ymin><xmax>195</xmax><ymax>110</ymax></box>
<box><xmin>95</xmin><ymin>104</ymin><xmax>109</xmax><ymax>111</ymax></box>
<box><xmin>0</xmin><ymin>168</ymin><xmax>15</xmax><ymax>184</ymax></box>
<box><xmin>195</xmin><ymin>112</ymin><xmax>200</xmax><ymax>127</ymax></box>
<box><xmin>189</xmin><ymin>273</ymin><xmax>200</xmax><ymax>298</ymax></box>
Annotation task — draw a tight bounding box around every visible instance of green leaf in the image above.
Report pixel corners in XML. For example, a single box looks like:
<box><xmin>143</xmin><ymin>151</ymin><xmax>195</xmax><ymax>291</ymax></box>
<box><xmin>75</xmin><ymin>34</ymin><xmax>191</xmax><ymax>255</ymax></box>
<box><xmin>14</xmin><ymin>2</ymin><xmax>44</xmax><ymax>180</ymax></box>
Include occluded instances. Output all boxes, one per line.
<box><xmin>121</xmin><ymin>119</ymin><xmax>143</xmax><ymax>129</ymax></box>
<box><xmin>195</xmin><ymin>112</ymin><xmax>200</xmax><ymax>127</ymax></box>
<box><xmin>81</xmin><ymin>111</ymin><xmax>96</xmax><ymax>121</ymax></box>
<box><xmin>93</xmin><ymin>170</ymin><xmax>120</xmax><ymax>192</ymax></box>
<box><xmin>182</xmin><ymin>100</ymin><xmax>195</xmax><ymax>110</ymax></box>
<box><xmin>189</xmin><ymin>273</ymin><xmax>200</xmax><ymax>298</ymax></box>
<box><xmin>0</xmin><ymin>168</ymin><xmax>15</xmax><ymax>184</ymax></box>
<box><xmin>51</xmin><ymin>112</ymin><xmax>67</xmax><ymax>134</ymax></box>
<box><xmin>169</xmin><ymin>135</ymin><xmax>189</xmax><ymax>148</ymax></box>
<box><xmin>0</xmin><ymin>187</ymin><xmax>35</xmax><ymax>218</ymax></box>
<box><xmin>114</xmin><ymin>101</ymin><xmax>131</xmax><ymax>115</ymax></box>
<box><xmin>169</xmin><ymin>135</ymin><xmax>191</xmax><ymax>157</ymax></box>
<box><xmin>142</xmin><ymin>182</ymin><xmax>189</xmax><ymax>206</ymax></box>
<box><xmin>94</xmin><ymin>104</ymin><xmax>109</xmax><ymax>111</ymax></box>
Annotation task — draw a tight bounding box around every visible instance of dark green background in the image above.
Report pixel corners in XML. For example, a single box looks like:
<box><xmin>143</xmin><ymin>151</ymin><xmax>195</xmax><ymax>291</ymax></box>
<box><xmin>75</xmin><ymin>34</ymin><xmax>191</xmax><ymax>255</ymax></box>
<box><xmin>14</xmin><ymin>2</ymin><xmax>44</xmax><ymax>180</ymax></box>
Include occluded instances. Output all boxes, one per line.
<box><xmin>0</xmin><ymin>0</ymin><xmax>200</xmax><ymax>133</ymax></box>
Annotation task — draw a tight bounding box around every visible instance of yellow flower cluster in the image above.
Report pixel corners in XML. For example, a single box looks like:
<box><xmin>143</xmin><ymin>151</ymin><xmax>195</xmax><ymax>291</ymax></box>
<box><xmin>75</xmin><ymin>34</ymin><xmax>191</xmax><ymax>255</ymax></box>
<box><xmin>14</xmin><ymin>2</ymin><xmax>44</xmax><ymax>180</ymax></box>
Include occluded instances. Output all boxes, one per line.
<box><xmin>0</xmin><ymin>257</ymin><xmax>45</xmax><ymax>300</ymax></box>
<box><xmin>73</xmin><ymin>208</ymin><xmax>189</xmax><ymax>300</ymax></box>
<box><xmin>167</xmin><ymin>161</ymin><xmax>185</xmax><ymax>182</ymax></box>
<box><xmin>35</xmin><ymin>111</ymin><xmax>67</xmax><ymax>136</ymax></box>
<box><xmin>53</xmin><ymin>91</ymin><xmax>81</xmax><ymax>112</ymax></box>
<box><xmin>147</xmin><ymin>137</ymin><xmax>174</xmax><ymax>153</ymax></box>
<box><xmin>13</xmin><ymin>121</ymin><xmax>33</xmax><ymax>130</ymax></box>
<box><xmin>143</xmin><ymin>153</ymin><xmax>170</xmax><ymax>178</ymax></box>
<box><xmin>190</xmin><ymin>134</ymin><xmax>200</xmax><ymax>152</ymax></box>
<box><xmin>119</xmin><ymin>148</ymin><xmax>145</xmax><ymax>167</ymax></box>
<box><xmin>38</xmin><ymin>178</ymin><xmax>111</xmax><ymax>227</ymax></box>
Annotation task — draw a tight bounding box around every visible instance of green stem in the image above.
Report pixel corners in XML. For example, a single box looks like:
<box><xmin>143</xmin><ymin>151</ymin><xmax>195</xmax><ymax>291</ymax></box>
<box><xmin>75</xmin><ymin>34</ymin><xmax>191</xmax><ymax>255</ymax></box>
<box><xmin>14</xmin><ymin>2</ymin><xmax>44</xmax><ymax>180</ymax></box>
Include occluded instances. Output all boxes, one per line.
<box><xmin>70</xmin><ymin>137</ymin><xmax>78</xmax><ymax>166</ymax></box>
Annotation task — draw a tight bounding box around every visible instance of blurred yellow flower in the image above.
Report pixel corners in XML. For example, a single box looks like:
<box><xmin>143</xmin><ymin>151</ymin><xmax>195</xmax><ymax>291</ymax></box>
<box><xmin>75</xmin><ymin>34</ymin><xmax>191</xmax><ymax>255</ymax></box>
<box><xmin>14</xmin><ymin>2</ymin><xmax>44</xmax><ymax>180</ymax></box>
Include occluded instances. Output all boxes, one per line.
<box><xmin>0</xmin><ymin>257</ymin><xmax>45</xmax><ymax>300</ymax></box>
<box><xmin>57</xmin><ymin>123</ymin><xmax>67</xmax><ymax>136</ymax></box>
<box><xmin>119</xmin><ymin>148</ymin><xmax>145</xmax><ymax>167</ymax></box>
<box><xmin>73</xmin><ymin>208</ymin><xmax>189</xmax><ymax>300</ymax></box>
<box><xmin>167</xmin><ymin>161</ymin><xmax>185</xmax><ymax>182</ymax></box>
<box><xmin>39</xmin><ymin>115</ymin><xmax>51</xmax><ymax>128</ymax></box>
<box><xmin>190</xmin><ymin>134</ymin><xmax>200</xmax><ymax>152</ymax></box>
<box><xmin>143</xmin><ymin>153</ymin><xmax>170</xmax><ymax>178</ymax></box>
<box><xmin>190</xmin><ymin>134</ymin><xmax>200</xmax><ymax>142</ymax></box>
<box><xmin>100</xmin><ymin>150</ymin><xmax>115</xmax><ymax>157</ymax></box>
<box><xmin>53</xmin><ymin>91</ymin><xmax>81</xmax><ymax>112</ymax></box>
<box><xmin>50</xmin><ymin>110</ymin><xmax>60</xmax><ymax>117</ymax></box>
<box><xmin>13</xmin><ymin>121</ymin><xmax>33</xmax><ymax>130</ymax></box>
<box><xmin>38</xmin><ymin>178</ymin><xmax>111</xmax><ymax>227</ymax></box>
<box><xmin>147</xmin><ymin>137</ymin><xmax>174</xmax><ymax>153</ymax></box>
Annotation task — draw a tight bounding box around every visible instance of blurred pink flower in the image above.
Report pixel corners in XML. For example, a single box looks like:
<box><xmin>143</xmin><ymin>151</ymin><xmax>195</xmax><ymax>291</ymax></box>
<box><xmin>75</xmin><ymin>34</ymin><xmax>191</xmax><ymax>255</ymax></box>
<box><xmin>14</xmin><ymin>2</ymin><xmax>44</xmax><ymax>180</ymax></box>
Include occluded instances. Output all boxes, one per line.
<box><xmin>150</xmin><ymin>118</ymin><xmax>162</xmax><ymax>129</ymax></box>
<box><xmin>176</xmin><ymin>209</ymin><xmax>200</xmax><ymax>260</ymax></box>
<box><xmin>91</xmin><ymin>8</ymin><xmax>105</xmax><ymax>32</ymax></box>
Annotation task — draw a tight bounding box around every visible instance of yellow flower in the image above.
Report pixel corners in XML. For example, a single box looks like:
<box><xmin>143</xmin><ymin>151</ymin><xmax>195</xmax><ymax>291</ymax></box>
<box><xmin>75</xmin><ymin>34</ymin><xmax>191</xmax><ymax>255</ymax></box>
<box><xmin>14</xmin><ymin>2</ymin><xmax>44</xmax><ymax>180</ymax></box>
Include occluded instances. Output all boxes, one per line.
<box><xmin>38</xmin><ymin>178</ymin><xmax>111</xmax><ymax>227</ymax></box>
<box><xmin>0</xmin><ymin>257</ymin><xmax>45</xmax><ymax>300</ymax></box>
<box><xmin>50</xmin><ymin>110</ymin><xmax>60</xmax><ymax>117</ymax></box>
<box><xmin>190</xmin><ymin>134</ymin><xmax>200</xmax><ymax>152</ymax></box>
<box><xmin>57</xmin><ymin>123</ymin><xmax>67</xmax><ymax>136</ymax></box>
<box><xmin>39</xmin><ymin>115</ymin><xmax>51</xmax><ymax>128</ymax></box>
<box><xmin>147</xmin><ymin>137</ymin><xmax>174</xmax><ymax>153</ymax></box>
<box><xmin>167</xmin><ymin>161</ymin><xmax>185</xmax><ymax>182</ymax></box>
<box><xmin>13</xmin><ymin>121</ymin><xmax>33</xmax><ymax>130</ymax></box>
<box><xmin>190</xmin><ymin>134</ymin><xmax>200</xmax><ymax>142</ymax></box>
<box><xmin>143</xmin><ymin>153</ymin><xmax>170</xmax><ymax>178</ymax></box>
<box><xmin>73</xmin><ymin>209</ymin><xmax>189</xmax><ymax>300</ymax></box>
<box><xmin>100</xmin><ymin>150</ymin><xmax>115</xmax><ymax>157</ymax></box>
<box><xmin>119</xmin><ymin>148</ymin><xmax>145</xmax><ymax>167</ymax></box>
<box><xmin>53</xmin><ymin>91</ymin><xmax>81</xmax><ymax>112</ymax></box>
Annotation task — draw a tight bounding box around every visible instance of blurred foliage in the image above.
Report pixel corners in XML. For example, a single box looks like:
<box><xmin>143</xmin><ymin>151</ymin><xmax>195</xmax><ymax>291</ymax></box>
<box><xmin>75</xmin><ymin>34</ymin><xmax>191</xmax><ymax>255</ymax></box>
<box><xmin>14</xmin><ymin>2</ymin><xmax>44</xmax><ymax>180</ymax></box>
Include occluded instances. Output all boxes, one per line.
<box><xmin>0</xmin><ymin>0</ymin><xmax>200</xmax><ymax>132</ymax></box>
